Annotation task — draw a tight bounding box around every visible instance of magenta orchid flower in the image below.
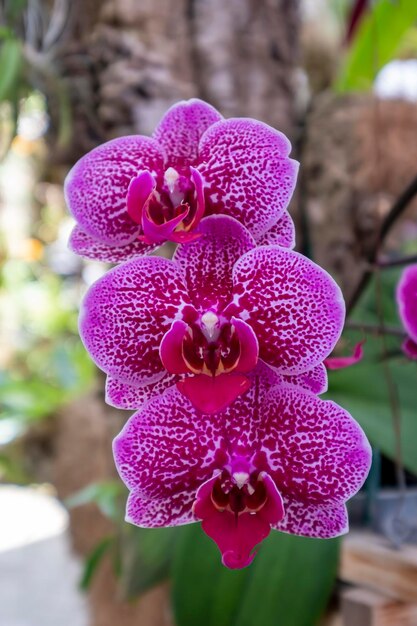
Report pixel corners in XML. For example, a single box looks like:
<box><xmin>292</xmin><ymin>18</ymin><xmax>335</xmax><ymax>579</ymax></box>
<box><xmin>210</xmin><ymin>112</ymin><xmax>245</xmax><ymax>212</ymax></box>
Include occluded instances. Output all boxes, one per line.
<box><xmin>80</xmin><ymin>215</ymin><xmax>345</xmax><ymax>414</ymax></box>
<box><xmin>397</xmin><ymin>264</ymin><xmax>417</xmax><ymax>359</ymax></box>
<box><xmin>65</xmin><ymin>99</ymin><xmax>298</xmax><ymax>262</ymax></box>
<box><xmin>113</xmin><ymin>364</ymin><xmax>371</xmax><ymax>569</ymax></box>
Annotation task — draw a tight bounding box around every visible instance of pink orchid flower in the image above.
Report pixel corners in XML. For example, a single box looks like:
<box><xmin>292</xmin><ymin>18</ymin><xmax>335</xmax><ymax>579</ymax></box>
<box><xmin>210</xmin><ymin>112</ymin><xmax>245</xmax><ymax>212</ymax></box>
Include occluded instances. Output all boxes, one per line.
<box><xmin>65</xmin><ymin>99</ymin><xmax>298</xmax><ymax>262</ymax></box>
<box><xmin>113</xmin><ymin>364</ymin><xmax>371</xmax><ymax>569</ymax></box>
<box><xmin>80</xmin><ymin>215</ymin><xmax>345</xmax><ymax>414</ymax></box>
<box><xmin>397</xmin><ymin>264</ymin><xmax>417</xmax><ymax>359</ymax></box>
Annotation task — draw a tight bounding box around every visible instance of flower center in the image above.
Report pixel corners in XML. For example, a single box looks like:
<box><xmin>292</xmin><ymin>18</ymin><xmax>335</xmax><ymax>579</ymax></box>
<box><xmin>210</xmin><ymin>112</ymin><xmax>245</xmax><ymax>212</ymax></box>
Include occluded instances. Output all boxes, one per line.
<box><xmin>211</xmin><ymin>469</ymin><xmax>268</xmax><ymax>516</ymax></box>
<box><xmin>127</xmin><ymin>166</ymin><xmax>205</xmax><ymax>244</ymax></box>
<box><xmin>182</xmin><ymin>312</ymin><xmax>241</xmax><ymax>377</ymax></box>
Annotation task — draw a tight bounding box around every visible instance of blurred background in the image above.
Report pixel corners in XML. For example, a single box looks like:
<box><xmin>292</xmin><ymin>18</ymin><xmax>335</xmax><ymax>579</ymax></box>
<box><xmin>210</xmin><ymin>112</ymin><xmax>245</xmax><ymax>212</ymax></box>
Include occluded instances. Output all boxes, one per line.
<box><xmin>1</xmin><ymin>0</ymin><xmax>417</xmax><ymax>625</ymax></box>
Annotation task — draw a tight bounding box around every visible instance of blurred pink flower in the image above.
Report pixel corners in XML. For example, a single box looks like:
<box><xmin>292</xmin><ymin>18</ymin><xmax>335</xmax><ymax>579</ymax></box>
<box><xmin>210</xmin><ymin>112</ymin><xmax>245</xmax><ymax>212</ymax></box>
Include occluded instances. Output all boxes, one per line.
<box><xmin>80</xmin><ymin>216</ymin><xmax>345</xmax><ymax>414</ymax></box>
<box><xmin>65</xmin><ymin>99</ymin><xmax>298</xmax><ymax>262</ymax></box>
<box><xmin>397</xmin><ymin>264</ymin><xmax>417</xmax><ymax>359</ymax></box>
<box><xmin>113</xmin><ymin>364</ymin><xmax>371</xmax><ymax>569</ymax></box>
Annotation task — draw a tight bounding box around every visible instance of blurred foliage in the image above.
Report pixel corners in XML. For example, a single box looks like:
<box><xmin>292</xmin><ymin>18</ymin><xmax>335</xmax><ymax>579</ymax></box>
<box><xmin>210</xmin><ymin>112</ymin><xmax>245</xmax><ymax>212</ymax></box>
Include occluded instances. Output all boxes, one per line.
<box><xmin>172</xmin><ymin>525</ymin><xmax>339</xmax><ymax>626</ymax></box>
<box><xmin>328</xmin><ymin>265</ymin><xmax>417</xmax><ymax>476</ymax></box>
<box><xmin>66</xmin><ymin>481</ymin><xmax>125</xmax><ymax>523</ymax></box>
<box><xmin>336</xmin><ymin>0</ymin><xmax>417</xmax><ymax>91</ymax></box>
<box><xmin>67</xmin><ymin>480</ymin><xmax>182</xmax><ymax>595</ymax></box>
<box><xmin>0</xmin><ymin>100</ymin><xmax>95</xmax><ymax>481</ymax></box>
<box><xmin>120</xmin><ymin>525</ymin><xmax>183</xmax><ymax>598</ymax></box>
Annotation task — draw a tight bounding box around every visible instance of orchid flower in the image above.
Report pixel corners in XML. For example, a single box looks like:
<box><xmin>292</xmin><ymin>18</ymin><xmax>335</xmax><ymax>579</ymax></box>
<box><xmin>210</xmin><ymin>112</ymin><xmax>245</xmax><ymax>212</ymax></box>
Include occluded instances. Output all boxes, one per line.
<box><xmin>113</xmin><ymin>364</ymin><xmax>371</xmax><ymax>569</ymax></box>
<box><xmin>65</xmin><ymin>99</ymin><xmax>298</xmax><ymax>262</ymax></box>
<box><xmin>397</xmin><ymin>264</ymin><xmax>417</xmax><ymax>359</ymax></box>
<box><xmin>80</xmin><ymin>215</ymin><xmax>345</xmax><ymax>414</ymax></box>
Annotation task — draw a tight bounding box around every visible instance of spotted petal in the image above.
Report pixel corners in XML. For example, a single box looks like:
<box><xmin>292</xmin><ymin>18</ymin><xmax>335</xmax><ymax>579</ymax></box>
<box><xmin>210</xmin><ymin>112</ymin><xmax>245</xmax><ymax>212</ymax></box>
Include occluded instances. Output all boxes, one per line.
<box><xmin>228</xmin><ymin>246</ymin><xmax>345</xmax><ymax>374</ymax></box>
<box><xmin>65</xmin><ymin>136</ymin><xmax>164</xmax><ymax>246</ymax></box>
<box><xmin>173</xmin><ymin>215</ymin><xmax>256</xmax><ymax>311</ymax></box>
<box><xmin>274</xmin><ymin>500</ymin><xmax>348</xmax><ymax>538</ymax></box>
<box><xmin>153</xmin><ymin>98</ymin><xmax>223</xmax><ymax>166</ymax></box>
<box><xmin>256</xmin><ymin>211</ymin><xmax>296</xmax><ymax>249</ymax></box>
<box><xmin>126</xmin><ymin>489</ymin><xmax>197</xmax><ymax>527</ymax></box>
<box><xmin>105</xmin><ymin>373</ymin><xmax>178</xmax><ymax>410</ymax></box>
<box><xmin>80</xmin><ymin>257</ymin><xmax>192</xmax><ymax>386</ymax></box>
<box><xmin>397</xmin><ymin>264</ymin><xmax>417</xmax><ymax>343</ymax></box>
<box><xmin>198</xmin><ymin>119</ymin><xmax>299</xmax><ymax>239</ymax></box>
<box><xmin>113</xmin><ymin>387</ymin><xmax>222</xmax><ymax>499</ymax></box>
<box><xmin>69</xmin><ymin>225</ymin><xmax>157</xmax><ymax>263</ymax></box>
<box><xmin>258</xmin><ymin>385</ymin><xmax>371</xmax><ymax>505</ymax></box>
<box><xmin>284</xmin><ymin>363</ymin><xmax>328</xmax><ymax>395</ymax></box>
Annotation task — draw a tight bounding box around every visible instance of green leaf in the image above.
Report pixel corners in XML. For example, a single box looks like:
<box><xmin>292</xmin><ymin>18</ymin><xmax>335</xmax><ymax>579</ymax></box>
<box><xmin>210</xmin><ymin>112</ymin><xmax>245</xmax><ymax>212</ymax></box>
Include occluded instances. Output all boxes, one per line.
<box><xmin>119</xmin><ymin>525</ymin><xmax>184</xmax><ymax>598</ymax></box>
<box><xmin>327</xmin><ymin>267</ymin><xmax>417</xmax><ymax>476</ymax></box>
<box><xmin>0</xmin><ymin>38</ymin><xmax>23</xmax><ymax>102</ymax></box>
<box><xmin>65</xmin><ymin>481</ymin><xmax>125</xmax><ymax>522</ymax></box>
<box><xmin>172</xmin><ymin>524</ymin><xmax>339</xmax><ymax>626</ymax></box>
<box><xmin>328</xmin><ymin>358</ymin><xmax>417</xmax><ymax>476</ymax></box>
<box><xmin>80</xmin><ymin>537</ymin><xmax>115</xmax><ymax>590</ymax></box>
<box><xmin>336</xmin><ymin>0</ymin><xmax>417</xmax><ymax>92</ymax></box>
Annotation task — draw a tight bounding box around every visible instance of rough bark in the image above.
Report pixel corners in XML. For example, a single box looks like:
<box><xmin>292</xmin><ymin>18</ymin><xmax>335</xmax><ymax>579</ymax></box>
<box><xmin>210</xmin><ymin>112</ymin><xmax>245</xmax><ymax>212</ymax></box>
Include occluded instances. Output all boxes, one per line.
<box><xmin>301</xmin><ymin>93</ymin><xmax>417</xmax><ymax>302</ymax></box>
<box><xmin>45</xmin><ymin>0</ymin><xmax>300</xmax><ymax>160</ymax></box>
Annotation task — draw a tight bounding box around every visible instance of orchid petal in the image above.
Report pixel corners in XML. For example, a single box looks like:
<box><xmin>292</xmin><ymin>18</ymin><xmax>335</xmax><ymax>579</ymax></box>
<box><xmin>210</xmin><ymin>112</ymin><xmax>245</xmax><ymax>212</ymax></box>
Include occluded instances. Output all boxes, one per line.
<box><xmin>113</xmin><ymin>387</ymin><xmax>222</xmax><ymax>498</ymax></box>
<box><xmin>256</xmin><ymin>211</ymin><xmax>296</xmax><ymax>249</ymax></box>
<box><xmin>231</xmin><ymin>317</ymin><xmax>259</xmax><ymax>373</ymax></box>
<box><xmin>65</xmin><ymin>136</ymin><xmax>163</xmax><ymax>245</ymax></box>
<box><xmin>105</xmin><ymin>373</ymin><xmax>178</xmax><ymax>410</ymax></box>
<box><xmin>79</xmin><ymin>256</ymin><xmax>192</xmax><ymax>386</ymax></box>
<box><xmin>402</xmin><ymin>337</ymin><xmax>417</xmax><ymax>360</ymax></box>
<box><xmin>141</xmin><ymin>203</ymin><xmax>190</xmax><ymax>244</ymax></box>
<box><xmin>177</xmin><ymin>372</ymin><xmax>251</xmax><ymax>414</ymax></box>
<box><xmin>258</xmin><ymin>385</ymin><xmax>372</xmax><ymax>505</ymax></box>
<box><xmin>324</xmin><ymin>341</ymin><xmax>365</xmax><ymax>370</ymax></box>
<box><xmin>173</xmin><ymin>215</ymin><xmax>256</xmax><ymax>311</ymax></box>
<box><xmin>397</xmin><ymin>264</ymin><xmax>417</xmax><ymax>343</ymax></box>
<box><xmin>153</xmin><ymin>98</ymin><xmax>223</xmax><ymax>166</ymax></box>
<box><xmin>274</xmin><ymin>500</ymin><xmax>348</xmax><ymax>538</ymax></box>
<box><xmin>284</xmin><ymin>363</ymin><xmax>328</xmax><ymax>395</ymax></box>
<box><xmin>69</xmin><ymin>225</ymin><xmax>157</xmax><ymax>262</ymax></box>
<box><xmin>229</xmin><ymin>246</ymin><xmax>345</xmax><ymax>374</ymax></box>
<box><xmin>126</xmin><ymin>489</ymin><xmax>197</xmax><ymax>527</ymax></box>
<box><xmin>198</xmin><ymin>118</ymin><xmax>299</xmax><ymax>238</ymax></box>
<box><xmin>126</xmin><ymin>171</ymin><xmax>156</xmax><ymax>224</ymax></box>
<box><xmin>159</xmin><ymin>320</ymin><xmax>190</xmax><ymax>374</ymax></box>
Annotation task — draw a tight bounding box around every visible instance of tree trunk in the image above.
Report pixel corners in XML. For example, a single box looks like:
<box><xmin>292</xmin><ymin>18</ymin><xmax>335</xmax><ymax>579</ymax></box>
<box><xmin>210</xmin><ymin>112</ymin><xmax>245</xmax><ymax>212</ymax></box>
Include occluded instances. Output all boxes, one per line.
<box><xmin>49</xmin><ymin>0</ymin><xmax>300</xmax><ymax>160</ymax></box>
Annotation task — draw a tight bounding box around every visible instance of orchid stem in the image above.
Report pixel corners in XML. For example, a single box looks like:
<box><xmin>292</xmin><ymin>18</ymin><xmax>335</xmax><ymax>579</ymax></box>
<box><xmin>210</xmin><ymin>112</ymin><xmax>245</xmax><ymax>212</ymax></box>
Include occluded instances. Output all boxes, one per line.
<box><xmin>345</xmin><ymin>320</ymin><xmax>405</xmax><ymax>338</ymax></box>
<box><xmin>376</xmin><ymin>254</ymin><xmax>417</xmax><ymax>269</ymax></box>
<box><xmin>347</xmin><ymin>172</ymin><xmax>417</xmax><ymax>315</ymax></box>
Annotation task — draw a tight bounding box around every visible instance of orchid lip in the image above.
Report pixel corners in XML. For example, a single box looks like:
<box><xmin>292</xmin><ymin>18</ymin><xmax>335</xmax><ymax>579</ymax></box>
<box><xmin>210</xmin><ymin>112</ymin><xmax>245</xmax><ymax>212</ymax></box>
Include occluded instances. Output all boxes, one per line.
<box><xmin>127</xmin><ymin>166</ymin><xmax>206</xmax><ymax>245</ymax></box>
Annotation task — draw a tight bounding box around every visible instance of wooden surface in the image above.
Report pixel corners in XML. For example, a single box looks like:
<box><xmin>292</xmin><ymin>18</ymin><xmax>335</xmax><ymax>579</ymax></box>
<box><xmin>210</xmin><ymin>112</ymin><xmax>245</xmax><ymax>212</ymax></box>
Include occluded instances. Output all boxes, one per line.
<box><xmin>341</xmin><ymin>587</ymin><xmax>417</xmax><ymax>626</ymax></box>
<box><xmin>340</xmin><ymin>532</ymin><xmax>417</xmax><ymax>603</ymax></box>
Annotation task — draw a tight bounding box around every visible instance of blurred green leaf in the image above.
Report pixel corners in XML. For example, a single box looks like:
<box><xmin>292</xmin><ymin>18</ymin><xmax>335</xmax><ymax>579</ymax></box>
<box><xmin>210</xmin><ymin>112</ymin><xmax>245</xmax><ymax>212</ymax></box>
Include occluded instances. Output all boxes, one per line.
<box><xmin>172</xmin><ymin>525</ymin><xmax>339</xmax><ymax>626</ymax></box>
<box><xmin>66</xmin><ymin>481</ymin><xmax>125</xmax><ymax>522</ymax></box>
<box><xmin>336</xmin><ymin>0</ymin><xmax>417</xmax><ymax>92</ymax></box>
<box><xmin>0</xmin><ymin>38</ymin><xmax>23</xmax><ymax>102</ymax></box>
<box><xmin>120</xmin><ymin>525</ymin><xmax>184</xmax><ymax>598</ymax></box>
<box><xmin>80</xmin><ymin>537</ymin><xmax>115</xmax><ymax>590</ymax></box>
<box><xmin>328</xmin><ymin>267</ymin><xmax>417</xmax><ymax>476</ymax></box>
